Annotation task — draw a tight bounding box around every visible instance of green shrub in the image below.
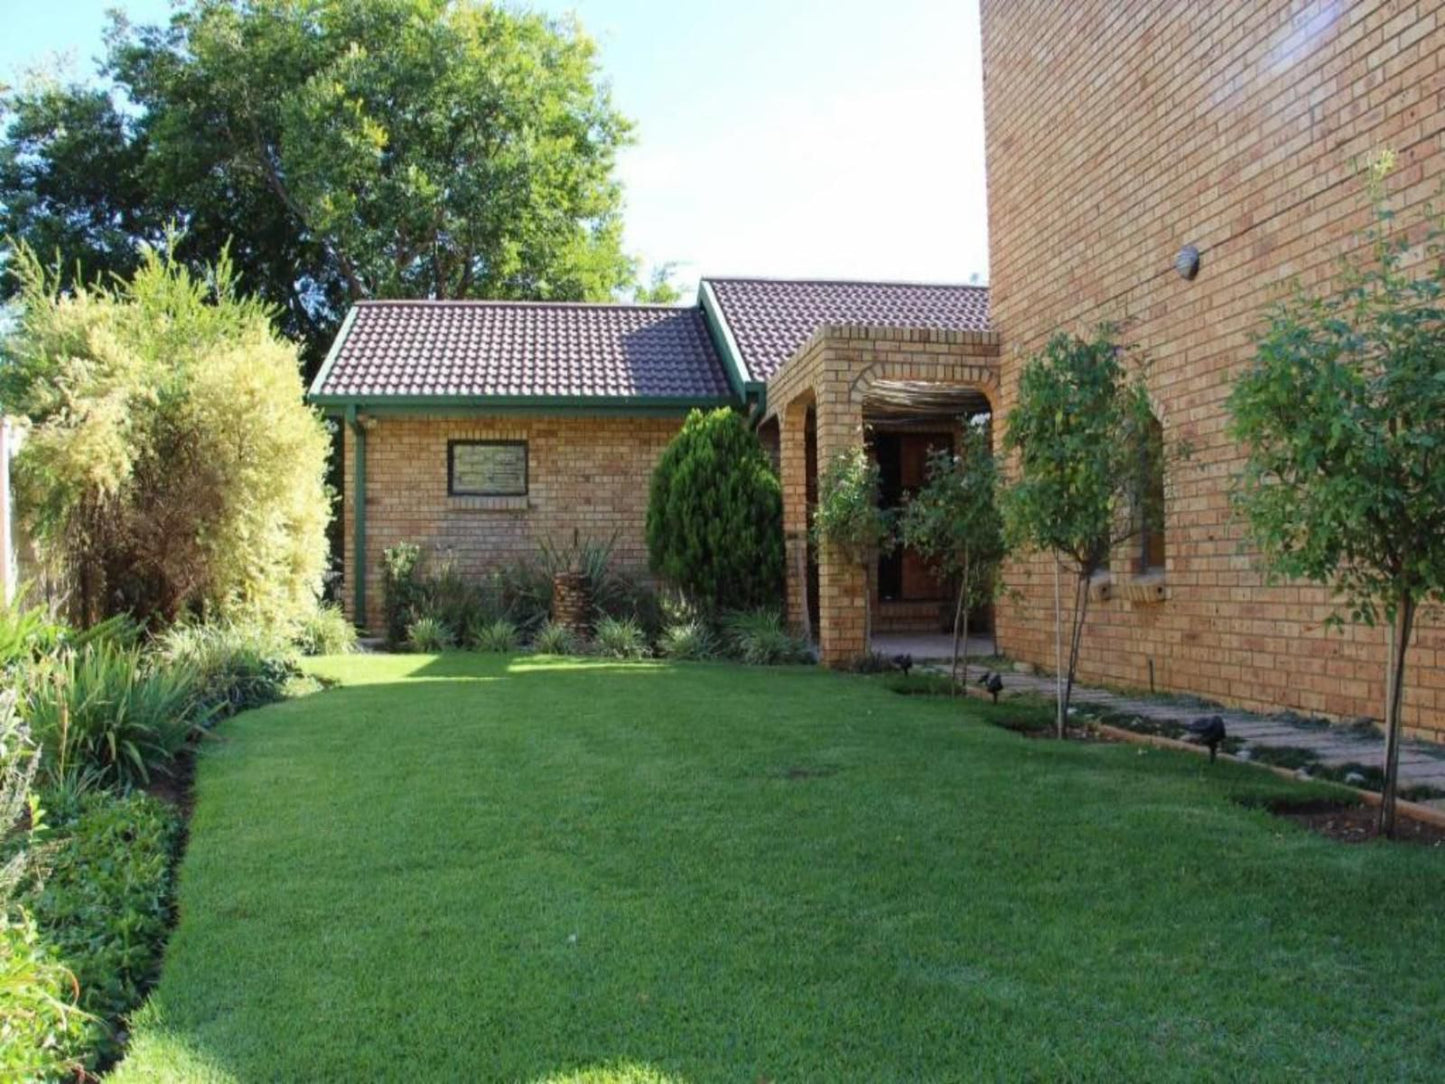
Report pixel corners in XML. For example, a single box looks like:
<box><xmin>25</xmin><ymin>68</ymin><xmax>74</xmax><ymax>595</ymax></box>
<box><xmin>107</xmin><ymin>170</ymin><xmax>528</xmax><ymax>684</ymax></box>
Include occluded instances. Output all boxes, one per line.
<box><xmin>22</xmin><ymin>644</ymin><xmax>203</xmax><ymax>791</ymax></box>
<box><xmin>156</xmin><ymin>621</ymin><xmax>299</xmax><ymax>722</ymax></box>
<box><xmin>0</xmin><ymin>600</ymin><xmax>67</xmax><ymax>670</ymax></box>
<box><xmin>406</xmin><ymin>616</ymin><xmax>454</xmax><ymax>653</ymax></box>
<box><xmin>646</xmin><ymin>408</ymin><xmax>784</xmax><ymax>613</ymax></box>
<box><xmin>1</xmin><ymin>694</ymin><xmax>94</xmax><ymax>1081</ymax></box>
<box><xmin>657</xmin><ymin>619</ymin><xmax>716</xmax><ymax>661</ymax></box>
<box><xmin>592</xmin><ymin>616</ymin><xmax>649</xmax><ymax>660</ymax></box>
<box><xmin>723</xmin><ymin>609</ymin><xmax>812</xmax><ymax>666</ymax></box>
<box><xmin>3</xmin><ymin>243</ymin><xmax>331</xmax><ymax>629</ymax></box>
<box><xmin>531</xmin><ymin>622</ymin><xmax>578</xmax><ymax>655</ymax></box>
<box><xmin>25</xmin><ymin>790</ymin><xmax>181</xmax><ymax>1066</ymax></box>
<box><xmin>470</xmin><ymin>618</ymin><xmax>519</xmax><ymax>654</ymax></box>
<box><xmin>381</xmin><ymin>542</ymin><xmax>425</xmax><ymax>648</ymax></box>
<box><xmin>0</xmin><ymin>911</ymin><xmax>92</xmax><ymax>1082</ymax></box>
<box><xmin>293</xmin><ymin>604</ymin><xmax>357</xmax><ymax>656</ymax></box>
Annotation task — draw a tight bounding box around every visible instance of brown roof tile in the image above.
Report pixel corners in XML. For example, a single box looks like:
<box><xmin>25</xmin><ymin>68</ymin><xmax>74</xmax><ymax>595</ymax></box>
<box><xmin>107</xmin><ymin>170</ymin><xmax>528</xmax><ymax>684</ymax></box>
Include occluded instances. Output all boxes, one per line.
<box><xmin>310</xmin><ymin>300</ymin><xmax>734</xmax><ymax>403</ymax></box>
<box><xmin>704</xmin><ymin>277</ymin><xmax>991</xmax><ymax>383</ymax></box>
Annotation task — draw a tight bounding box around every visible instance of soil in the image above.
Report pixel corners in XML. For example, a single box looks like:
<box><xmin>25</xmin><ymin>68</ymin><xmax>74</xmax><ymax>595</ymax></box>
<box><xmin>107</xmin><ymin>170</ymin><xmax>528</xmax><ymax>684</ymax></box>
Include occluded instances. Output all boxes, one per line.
<box><xmin>1267</xmin><ymin>800</ymin><xmax>1445</xmax><ymax>847</ymax></box>
<box><xmin>993</xmin><ymin>719</ymin><xmax>1121</xmax><ymax>744</ymax></box>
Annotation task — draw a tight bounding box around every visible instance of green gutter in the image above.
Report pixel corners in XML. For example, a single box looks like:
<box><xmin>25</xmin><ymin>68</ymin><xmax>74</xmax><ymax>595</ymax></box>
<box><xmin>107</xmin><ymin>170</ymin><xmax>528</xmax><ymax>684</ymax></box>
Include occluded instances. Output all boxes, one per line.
<box><xmin>308</xmin><ymin>394</ymin><xmax>736</xmax><ymax>417</ymax></box>
<box><xmin>698</xmin><ymin>281</ymin><xmax>765</xmax><ymax>406</ymax></box>
<box><xmin>345</xmin><ymin>405</ymin><xmax>367</xmax><ymax>629</ymax></box>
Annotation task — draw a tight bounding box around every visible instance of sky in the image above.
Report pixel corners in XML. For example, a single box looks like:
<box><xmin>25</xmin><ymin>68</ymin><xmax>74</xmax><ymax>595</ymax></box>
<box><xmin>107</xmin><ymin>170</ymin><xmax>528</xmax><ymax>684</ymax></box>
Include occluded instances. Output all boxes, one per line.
<box><xmin>0</xmin><ymin>0</ymin><xmax>991</xmax><ymax>296</ymax></box>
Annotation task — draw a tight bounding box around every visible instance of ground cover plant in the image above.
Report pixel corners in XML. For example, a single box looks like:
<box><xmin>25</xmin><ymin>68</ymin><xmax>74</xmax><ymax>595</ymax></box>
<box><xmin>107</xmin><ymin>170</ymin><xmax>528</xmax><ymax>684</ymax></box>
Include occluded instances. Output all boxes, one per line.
<box><xmin>111</xmin><ymin>653</ymin><xmax>1445</xmax><ymax>1082</ymax></box>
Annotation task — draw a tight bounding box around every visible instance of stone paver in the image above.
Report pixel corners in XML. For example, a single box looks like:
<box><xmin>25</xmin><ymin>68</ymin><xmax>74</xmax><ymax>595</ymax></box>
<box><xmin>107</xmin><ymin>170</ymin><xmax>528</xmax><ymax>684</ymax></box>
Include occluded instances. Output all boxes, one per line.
<box><xmin>891</xmin><ymin>633</ymin><xmax>1444</xmax><ymax>792</ymax></box>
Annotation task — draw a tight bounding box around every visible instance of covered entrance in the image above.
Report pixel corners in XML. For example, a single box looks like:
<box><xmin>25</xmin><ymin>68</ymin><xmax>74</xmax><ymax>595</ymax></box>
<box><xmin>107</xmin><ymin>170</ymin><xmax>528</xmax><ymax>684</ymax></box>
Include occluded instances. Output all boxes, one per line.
<box><xmin>765</xmin><ymin>324</ymin><xmax>1001</xmax><ymax>666</ymax></box>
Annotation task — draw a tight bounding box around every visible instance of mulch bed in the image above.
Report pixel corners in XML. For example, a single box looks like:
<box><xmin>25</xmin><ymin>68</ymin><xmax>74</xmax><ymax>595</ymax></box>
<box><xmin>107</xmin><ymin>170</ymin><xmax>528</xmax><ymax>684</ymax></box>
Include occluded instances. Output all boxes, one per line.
<box><xmin>1268</xmin><ymin>800</ymin><xmax>1445</xmax><ymax>847</ymax></box>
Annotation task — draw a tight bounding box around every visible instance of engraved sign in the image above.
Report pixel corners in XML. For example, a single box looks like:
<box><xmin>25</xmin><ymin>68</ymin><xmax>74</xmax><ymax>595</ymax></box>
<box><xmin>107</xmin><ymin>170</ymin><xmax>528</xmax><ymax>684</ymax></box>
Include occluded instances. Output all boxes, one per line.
<box><xmin>449</xmin><ymin>441</ymin><xmax>527</xmax><ymax>496</ymax></box>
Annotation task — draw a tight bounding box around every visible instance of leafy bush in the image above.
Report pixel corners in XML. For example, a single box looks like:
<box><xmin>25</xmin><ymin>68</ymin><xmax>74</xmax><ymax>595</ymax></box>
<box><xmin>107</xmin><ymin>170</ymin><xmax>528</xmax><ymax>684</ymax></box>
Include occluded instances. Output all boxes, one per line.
<box><xmin>1</xmin><ymin>693</ymin><xmax>93</xmax><ymax>1081</ymax></box>
<box><xmin>531</xmin><ymin>622</ymin><xmax>579</xmax><ymax>655</ymax></box>
<box><xmin>22</xmin><ymin>644</ymin><xmax>204</xmax><ymax>791</ymax></box>
<box><xmin>381</xmin><ymin>542</ymin><xmax>425</xmax><ymax>648</ymax></box>
<box><xmin>2</xmin><ymin>242</ymin><xmax>331</xmax><ymax>629</ymax></box>
<box><xmin>470</xmin><ymin>618</ymin><xmax>519</xmax><ymax>654</ymax></box>
<box><xmin>496</xmin><ymin>557</ymin><xmax>554</xmax><ymax>635</ymax></box>
<box><xmin>24</xmin><ymin>790</ymin><xmax>180</xmax><ymax>1064</ymax></box>
<box><xmin>592</xmin><ymin>616</ymin><xmax>650</xmax><ymax>660</ymax></box>
<box><xmin>407</xmin><ymin>616</ymin><xmax>455</xmax><ymax>653</ymax></box>
<box><xmin>723</xmin><ymin>609</ymin><xmax>812</xmax><ymax>666</ymax></box>
<box><xmin>646</xmin><ymin>408</ymin><xmax>784</xmax><ymax>613</ymax></box>
<box><xmin>293</xmin><ymin>604</ymin><xmax>357</xmax><ymax>656</ymax></box>
<box><xmin>1</xmin><ymin>912</ymin><xmax>91</xmax><ymax>1082</ymax></box>
<box><xmin>156</xmin><ymin>621</ymin><xmax>299</xmax><ymax>722</ymax></box>
<box><xmin>657</xmin><ymin>619</ymin><xmax>716</xmax><ymax>661</ymax></box>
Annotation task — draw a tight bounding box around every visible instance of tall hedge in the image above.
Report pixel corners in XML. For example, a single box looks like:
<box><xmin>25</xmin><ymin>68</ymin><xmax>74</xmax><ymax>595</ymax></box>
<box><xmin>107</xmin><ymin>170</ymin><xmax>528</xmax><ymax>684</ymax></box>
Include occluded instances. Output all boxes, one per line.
<box><xmin>1</xmin><ymin>241</ymin><xmax>331</xmax><ymax>628</ymax></box>
<box><xmin>646</xmin><ymin>409</ymin><xmax>783</xmax><ymax>612</ymax></box>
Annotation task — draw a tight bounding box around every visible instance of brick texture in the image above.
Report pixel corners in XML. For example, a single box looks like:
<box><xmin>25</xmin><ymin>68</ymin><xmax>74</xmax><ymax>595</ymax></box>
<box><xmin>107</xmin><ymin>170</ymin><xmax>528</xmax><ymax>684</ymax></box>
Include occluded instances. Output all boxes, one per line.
<box><xmin>763</xmin><ymin>325</ymin><xmax>1001</xmax><ymax>665</ymax></box>
<box><xmin>982</xmin><ymin>0</ymin><xmax>1445</xmax><ymax>739</ymax></box>
<box><xmin>343</xmin><ymin>415</ymin><xmax>681</xmax><ymax>630</ymax></box>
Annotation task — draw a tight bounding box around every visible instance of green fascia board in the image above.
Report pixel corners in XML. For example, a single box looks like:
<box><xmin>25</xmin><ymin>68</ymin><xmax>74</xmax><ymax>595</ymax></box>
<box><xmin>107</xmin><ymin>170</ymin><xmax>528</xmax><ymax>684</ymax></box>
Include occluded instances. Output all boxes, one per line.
<box><xmin>309</xmin><ymin>394</ymin><xmax>739</xmax><ymax>418</ymax></box>
<box><xmin>698</xmin><ymin>281</ymin><xmax>764</xmax><ymax>400</ymax></box>
<box><xmin>307</xmin><ymin>306</ymin><xmax>359</xmax><ymax>400</ymax></box>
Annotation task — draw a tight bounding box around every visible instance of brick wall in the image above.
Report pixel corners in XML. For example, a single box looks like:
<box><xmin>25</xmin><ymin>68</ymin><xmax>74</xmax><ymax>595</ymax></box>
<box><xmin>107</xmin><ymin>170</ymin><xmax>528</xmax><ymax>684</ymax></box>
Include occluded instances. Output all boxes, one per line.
<box><xmin>342</xmin><ymin>414</ymin><xmax>682</xmax><ymax>630</ymax></box>
<box><xmin>982</xmin><ymin>0</ymin><xmax>1445</xmax><ymax>738</ymax></box>
<box><xmin>764</xmin><ymin>324</ymin><xmax>1000</xmax><ymax>664</ymax></box>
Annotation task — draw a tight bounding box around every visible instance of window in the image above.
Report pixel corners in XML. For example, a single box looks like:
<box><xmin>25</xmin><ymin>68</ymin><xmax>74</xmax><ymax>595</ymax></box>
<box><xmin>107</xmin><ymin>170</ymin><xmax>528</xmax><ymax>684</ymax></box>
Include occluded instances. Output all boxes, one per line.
<box><xmin>448</xmin><ymin>440</ymin><xmax>528</xmax><ymax>497</ymax></box>
<box><xmin>1136</xmin><ymin>414</ymin><xmax>1166</xmax><ymax>573</ymax></box>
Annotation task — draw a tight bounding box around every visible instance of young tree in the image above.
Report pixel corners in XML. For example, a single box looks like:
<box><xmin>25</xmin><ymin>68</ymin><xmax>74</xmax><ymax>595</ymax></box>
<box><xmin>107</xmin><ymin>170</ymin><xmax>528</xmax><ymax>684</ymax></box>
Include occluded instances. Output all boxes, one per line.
<box><xmin>1227</xmin><ymin>155</ymin><xmax>1445</xmax><ymax>837</ymax></box>
<box><xmin>1002</xmin><ymin>327</ymin><xmax>1166</xmax><ymax>737</ymax></box>
<box><xmin>813</xmin><ymin>444</ymin><xmax>893</xmax><ymax>658</ymax></box>
<box><xmin>2</xmin><ymin>0</ymin><xmax>636</xmax><ymax>367</ymax></box>
<box><xmin>1</xmin><ymin>239</ymin><xmax>332</xmax><ymax>628</ymax></box>
<box><xmin>646</xmin><ymin>409</ymin><xmax>784</xmax><ymax>614</ymax></box>
<box><xmin>900</xmin><ymin>423</ymin><xmax>1007</xmax><ymax>690</ymax></box>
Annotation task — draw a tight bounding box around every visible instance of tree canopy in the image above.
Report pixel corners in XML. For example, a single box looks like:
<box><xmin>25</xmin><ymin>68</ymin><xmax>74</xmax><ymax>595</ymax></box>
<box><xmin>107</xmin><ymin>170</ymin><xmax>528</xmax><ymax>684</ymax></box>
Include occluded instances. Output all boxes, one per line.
<box><xmin>1227</xmin><ymin>155</ymin><xmax>1445</xmax><ymax>836</ymax></box>
<box><xmin>1</xmin><ymin>0</ymin><xmax>637</xmax><ymax>367</ymax></box>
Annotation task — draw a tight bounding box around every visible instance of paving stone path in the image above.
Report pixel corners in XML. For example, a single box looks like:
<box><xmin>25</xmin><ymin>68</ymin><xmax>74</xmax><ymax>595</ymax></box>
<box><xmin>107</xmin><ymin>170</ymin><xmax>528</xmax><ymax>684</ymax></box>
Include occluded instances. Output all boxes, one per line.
<box><xmin>916</xmin><ymin>656</ymin><xmax>1445</xmax><ymax>794</ymax></box>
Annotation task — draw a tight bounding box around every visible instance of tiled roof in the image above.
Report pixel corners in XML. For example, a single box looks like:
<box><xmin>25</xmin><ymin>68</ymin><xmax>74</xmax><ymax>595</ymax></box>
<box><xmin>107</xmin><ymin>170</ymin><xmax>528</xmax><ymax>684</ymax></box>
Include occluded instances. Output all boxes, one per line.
<box><xmin>310</xmin><ymin>300</ymin><xmax>734</xmax><ymax>403</ymax></box>
<box><xmin>704</xmin><ymin>277</ymin><xmax>991</xmax><ymax>383</ymax></box>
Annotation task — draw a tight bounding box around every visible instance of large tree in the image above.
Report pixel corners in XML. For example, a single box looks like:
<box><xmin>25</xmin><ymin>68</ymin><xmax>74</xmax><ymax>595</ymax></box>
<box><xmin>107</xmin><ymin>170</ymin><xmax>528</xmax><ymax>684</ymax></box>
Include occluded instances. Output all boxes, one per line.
<box><xmin>1</xmin><ymin>0</ymin><xmax>636</xmax><ymax>368</ymax></box>
<box><xmin>1227</xmin><ymin>155</ymin><xmax>1445</xmax><ymax>838</ymax></box>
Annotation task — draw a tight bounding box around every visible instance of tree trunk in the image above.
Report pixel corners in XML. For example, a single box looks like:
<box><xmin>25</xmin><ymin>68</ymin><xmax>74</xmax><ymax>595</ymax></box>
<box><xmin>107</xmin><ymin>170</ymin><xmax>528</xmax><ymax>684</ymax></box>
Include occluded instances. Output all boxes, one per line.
<box><xmin>950</xmin><ymin>555</ymin><xmax>970</xmax><ymax>695</ymax></box>
<box><xmin>1061</xmin><ymin>571</ymin><xmax>1092</xmax><ymax>733</ymax></box>
<box><xmin>1379</xmin><ymin>593</ymin><xmax>1416</xmax><ymax>838</ymax></box>
<box><xmin>862</xmin><ymin>560</ymin><xmax>872</xmax><ymax>657</ymax></box>
<box><xmin>1054</xmin><ymin>556</ymin><xmax>1064</xmax><ymax>738</ymax></box>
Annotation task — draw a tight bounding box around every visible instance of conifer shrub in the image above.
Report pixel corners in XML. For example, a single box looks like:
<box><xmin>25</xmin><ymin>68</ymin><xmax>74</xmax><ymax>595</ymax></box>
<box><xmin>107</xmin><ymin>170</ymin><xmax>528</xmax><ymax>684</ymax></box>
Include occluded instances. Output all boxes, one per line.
<box><xmin>646</xmin><ymin>409</ymin><xmax>783</xmax><ymax>614</ymax></box>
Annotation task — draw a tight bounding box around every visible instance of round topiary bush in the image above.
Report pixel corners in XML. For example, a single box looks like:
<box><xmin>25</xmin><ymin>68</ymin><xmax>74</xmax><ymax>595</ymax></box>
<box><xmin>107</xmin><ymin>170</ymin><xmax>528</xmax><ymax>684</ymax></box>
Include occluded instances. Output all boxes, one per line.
<box><xmin>646</xmin><ymin>408</ymin><xmax>784</xmax><ymax>613</ymax></box>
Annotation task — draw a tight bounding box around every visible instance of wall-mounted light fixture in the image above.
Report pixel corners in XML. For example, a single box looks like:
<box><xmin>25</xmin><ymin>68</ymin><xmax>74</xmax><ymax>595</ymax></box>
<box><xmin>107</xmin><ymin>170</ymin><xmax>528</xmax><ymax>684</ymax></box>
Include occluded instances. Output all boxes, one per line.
<box><xmin>1175</xmin><ymin>244</ymin><xmax>1201</xmax><ymax>281</ymax></box>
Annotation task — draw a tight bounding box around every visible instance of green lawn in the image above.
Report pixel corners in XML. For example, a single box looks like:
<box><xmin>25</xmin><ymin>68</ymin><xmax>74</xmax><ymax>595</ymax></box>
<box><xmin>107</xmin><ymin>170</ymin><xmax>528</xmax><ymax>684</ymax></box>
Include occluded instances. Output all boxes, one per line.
<box><xmin>113</xmin><ymin>653</ymin><xmax>1445</xmax><ymax>1082</ymax></box>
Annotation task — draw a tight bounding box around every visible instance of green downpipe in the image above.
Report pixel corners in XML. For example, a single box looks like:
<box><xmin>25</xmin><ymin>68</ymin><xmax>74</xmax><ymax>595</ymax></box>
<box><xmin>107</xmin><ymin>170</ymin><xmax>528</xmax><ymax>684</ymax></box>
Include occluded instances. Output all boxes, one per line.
<box><xmin>347</xmin><ymin>406</ymin><xmax>367</xmax><ymax>628</ymax></box>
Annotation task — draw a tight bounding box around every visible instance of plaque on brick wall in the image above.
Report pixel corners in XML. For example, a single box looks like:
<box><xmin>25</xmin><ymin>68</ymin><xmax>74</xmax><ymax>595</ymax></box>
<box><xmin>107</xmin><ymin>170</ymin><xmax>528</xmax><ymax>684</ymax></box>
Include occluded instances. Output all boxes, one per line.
<box><xmin>449</xmin><ymin>441</ymin><xmax>528</xmax><ymax>496</ymax></box>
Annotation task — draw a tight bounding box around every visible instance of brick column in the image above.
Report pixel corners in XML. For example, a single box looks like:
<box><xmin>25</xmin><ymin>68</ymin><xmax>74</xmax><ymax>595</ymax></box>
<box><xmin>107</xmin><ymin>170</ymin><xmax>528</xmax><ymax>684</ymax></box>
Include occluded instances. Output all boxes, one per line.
<box><xmin>815</xmin><ymin>352</ymin><xmax>868</xmax><ymax>666</ymax></box>
<box><xmin>779</xmin><ymin>394</ymin><xmax>813</xmax><ymax>639</ymax></box>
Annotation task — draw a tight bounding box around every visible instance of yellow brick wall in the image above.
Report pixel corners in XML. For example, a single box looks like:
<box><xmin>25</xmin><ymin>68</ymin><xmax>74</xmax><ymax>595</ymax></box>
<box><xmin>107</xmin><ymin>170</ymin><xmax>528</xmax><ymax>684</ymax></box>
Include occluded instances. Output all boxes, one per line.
<box><xmin>982</xmin><ymin>0</ymin><xmax>1445</xmax><ymax>738</ymax></box>
<box><xmin>764</xmin><ymin>325</ymin><xmax>1001</xmax><ymax>664</ymax></box>
<box><xmin>342</xmin><ymin>414</ymin><xmax>682</xmax><ymax>631</ymax></box>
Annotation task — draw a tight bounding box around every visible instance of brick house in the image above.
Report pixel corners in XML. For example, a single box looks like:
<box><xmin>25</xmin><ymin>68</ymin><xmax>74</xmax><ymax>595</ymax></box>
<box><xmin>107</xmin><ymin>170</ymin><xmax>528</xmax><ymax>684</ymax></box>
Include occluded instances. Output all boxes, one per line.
<box><xmin>310</xmin><ymin>0</ymin><xmax>1445</xmax><ymax>741</ymax></box>
<box><xmin>981</xmin><ymin>0</ymin><xmax>1445</xmax><ymax>740</ymax></box>
<box><xmin>307</xmin><ymin>281</ymin><xmax>996</xmax><ymax>637</ymax></box>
